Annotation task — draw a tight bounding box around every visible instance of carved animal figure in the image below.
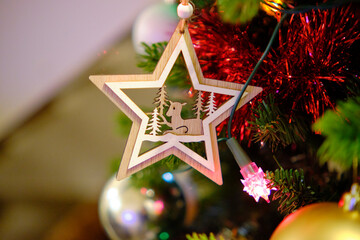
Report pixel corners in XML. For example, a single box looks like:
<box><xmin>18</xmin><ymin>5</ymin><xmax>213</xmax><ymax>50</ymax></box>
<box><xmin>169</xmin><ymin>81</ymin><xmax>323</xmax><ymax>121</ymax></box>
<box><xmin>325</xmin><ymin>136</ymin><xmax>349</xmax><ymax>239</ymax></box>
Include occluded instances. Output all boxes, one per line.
<box><xmin>165</xmin><ymin>101</ymin><xmax>203</xmax><ymax>135</ymax></box>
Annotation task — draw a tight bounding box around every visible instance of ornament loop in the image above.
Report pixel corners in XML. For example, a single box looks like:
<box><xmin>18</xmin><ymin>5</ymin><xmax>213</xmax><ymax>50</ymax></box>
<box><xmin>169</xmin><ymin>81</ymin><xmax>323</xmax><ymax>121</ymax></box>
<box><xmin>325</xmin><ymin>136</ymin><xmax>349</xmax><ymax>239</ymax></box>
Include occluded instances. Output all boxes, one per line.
<box><xmin>177</xmin><ymin>0</ymin><xmax>193</xmax><ymax>33</ymax></box>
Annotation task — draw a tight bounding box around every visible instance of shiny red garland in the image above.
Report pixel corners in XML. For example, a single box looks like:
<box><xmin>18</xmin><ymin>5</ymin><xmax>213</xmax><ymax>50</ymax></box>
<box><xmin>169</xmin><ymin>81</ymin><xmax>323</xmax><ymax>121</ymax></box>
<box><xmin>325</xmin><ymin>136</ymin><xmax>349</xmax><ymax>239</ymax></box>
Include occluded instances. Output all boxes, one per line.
<box><xmin>188</xmin><ymin>6</ymin><xmax>359</xmax><ymax>140</ymax></box>
<box><xmin>275</xmin><ymin>7</ymin><xmax>360</xmax><ymax>121</ymax></box>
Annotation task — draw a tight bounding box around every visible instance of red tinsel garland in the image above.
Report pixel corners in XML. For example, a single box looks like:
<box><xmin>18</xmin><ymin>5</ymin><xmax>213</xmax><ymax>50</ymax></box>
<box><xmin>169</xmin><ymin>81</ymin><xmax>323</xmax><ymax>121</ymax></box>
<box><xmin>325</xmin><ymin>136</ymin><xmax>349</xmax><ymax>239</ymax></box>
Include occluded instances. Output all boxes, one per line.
<box><xmin>188</xmin><ymin>6</ymin><xmax>359</xmax><ymax>140</ymax></box>
<box><xmin>275</xmin><ymin>7</ymin><xmax>360</xmax><ymax>121</ymax></box>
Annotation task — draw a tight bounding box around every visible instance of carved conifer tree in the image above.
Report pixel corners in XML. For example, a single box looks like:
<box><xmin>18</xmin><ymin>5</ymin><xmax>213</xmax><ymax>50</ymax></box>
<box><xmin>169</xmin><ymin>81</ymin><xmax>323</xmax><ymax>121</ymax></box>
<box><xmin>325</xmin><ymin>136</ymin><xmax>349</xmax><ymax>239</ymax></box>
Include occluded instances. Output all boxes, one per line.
<box><xmin>154</xmin><ymin>86</ymin><xmax>170</xmax><ymax>116</ymax></box>
<box><xmin>192</xmin><ymin>90</ymin><xmax>204</xmax><ymax>119</ymax></box>
<box><xmin>147</xmin><ymin>108</ymin><xmax>162</xmax><ymax>135</ymax></box>
<box><xmin>205</xmin><ymin>92</ymin><xmax>217</xmax><ymax>116</ymax></box>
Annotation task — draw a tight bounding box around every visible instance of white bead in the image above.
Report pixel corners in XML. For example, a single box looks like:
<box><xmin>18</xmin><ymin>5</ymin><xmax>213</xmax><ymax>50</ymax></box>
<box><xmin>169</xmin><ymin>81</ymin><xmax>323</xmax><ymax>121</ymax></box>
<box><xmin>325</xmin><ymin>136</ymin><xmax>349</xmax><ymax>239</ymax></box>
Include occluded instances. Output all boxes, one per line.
<box><xmin>177</xmin><ymin>3</ymin><xmax>193</xmax><ymax>19</ymax></box>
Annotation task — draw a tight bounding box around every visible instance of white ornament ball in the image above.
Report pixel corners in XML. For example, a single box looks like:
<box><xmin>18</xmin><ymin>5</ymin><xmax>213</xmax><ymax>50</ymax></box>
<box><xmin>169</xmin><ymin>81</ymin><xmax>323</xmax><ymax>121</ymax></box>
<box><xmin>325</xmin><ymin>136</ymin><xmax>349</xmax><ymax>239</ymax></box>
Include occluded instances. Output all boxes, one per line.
<box><xmin>177</xmin><ymin>3</ymin><xmax>194</xmax><ymax>19</ymax></box>
<box><xmin>132</xmin><ymin>2</ymin><xmax>178</xmax><ymax>54</ymax></box>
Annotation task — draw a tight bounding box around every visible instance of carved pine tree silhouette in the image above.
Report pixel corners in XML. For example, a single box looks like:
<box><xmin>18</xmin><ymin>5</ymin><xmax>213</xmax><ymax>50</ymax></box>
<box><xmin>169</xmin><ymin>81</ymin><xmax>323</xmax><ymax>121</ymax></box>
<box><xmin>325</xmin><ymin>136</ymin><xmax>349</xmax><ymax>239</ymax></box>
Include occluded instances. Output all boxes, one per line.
<box><xmin>192</xmin><ymin>90</ymin><xmax>204</xmax><ymax>119</ymax></box>
<box><xmin>147</xmin><ymin>88</ymin><xmax>217</xmax><ymax>136</ymax></box>
<box><xmin>205</xmin><ymin>92</ymin><xmax>217</xmax><ymax>116</ymax></box>
<box><xmin>154</xmin><ymin>86</ymin><xmax>169</xmax><ymax>116</ymax></box>
<box><xmin>147</xmin><ymin>108</ymin><xmax>162</xmax><ymax>135</ymax></box>
<box><xmin>147</xmin><ymin>86</ymin><xmax>171</xmax><ymax>135</ymax></box>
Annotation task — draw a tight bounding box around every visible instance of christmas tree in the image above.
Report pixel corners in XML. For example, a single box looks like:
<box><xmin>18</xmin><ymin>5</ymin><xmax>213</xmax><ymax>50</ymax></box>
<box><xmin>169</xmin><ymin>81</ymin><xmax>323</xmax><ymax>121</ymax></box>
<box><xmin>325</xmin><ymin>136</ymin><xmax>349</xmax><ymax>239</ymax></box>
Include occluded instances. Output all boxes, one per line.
<box><xmin>96</xmin><ymin>0</ymin><xmax>360</xmax><ymax>239</ymax></box>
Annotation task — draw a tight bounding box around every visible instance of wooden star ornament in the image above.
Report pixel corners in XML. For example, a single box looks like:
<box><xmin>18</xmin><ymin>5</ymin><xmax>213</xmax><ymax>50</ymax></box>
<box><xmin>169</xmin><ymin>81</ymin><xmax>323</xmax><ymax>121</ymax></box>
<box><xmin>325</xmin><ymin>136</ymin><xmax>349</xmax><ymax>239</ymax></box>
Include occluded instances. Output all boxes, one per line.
<box><xmin>90</xmin><ymin>22</ymin><xmax>262</xmax><ymax>185</ymax></box>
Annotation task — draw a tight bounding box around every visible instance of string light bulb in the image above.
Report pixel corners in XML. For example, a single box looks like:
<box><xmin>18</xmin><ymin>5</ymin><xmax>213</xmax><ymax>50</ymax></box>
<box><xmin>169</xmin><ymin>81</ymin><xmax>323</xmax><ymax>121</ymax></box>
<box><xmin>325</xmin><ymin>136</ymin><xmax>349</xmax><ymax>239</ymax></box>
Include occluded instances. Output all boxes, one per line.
<box><xmin>226</xmin><ymin>137</ymin><xmax>274</xmax><ymax>202</ymax></box>
<box><xmin>240</xmin><ymin>162</ymin><xmax>273</xmax><ymax>202</ymax></box>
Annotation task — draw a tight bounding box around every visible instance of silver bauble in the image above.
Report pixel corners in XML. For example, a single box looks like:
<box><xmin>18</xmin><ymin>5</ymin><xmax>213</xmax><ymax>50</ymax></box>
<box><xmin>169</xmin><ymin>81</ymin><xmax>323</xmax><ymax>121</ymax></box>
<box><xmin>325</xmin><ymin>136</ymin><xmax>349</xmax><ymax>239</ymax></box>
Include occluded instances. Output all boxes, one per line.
<box><xmin>99</xmin><ymin>174</ymin><xmax>191</xmax><ymax>240</ymax></box>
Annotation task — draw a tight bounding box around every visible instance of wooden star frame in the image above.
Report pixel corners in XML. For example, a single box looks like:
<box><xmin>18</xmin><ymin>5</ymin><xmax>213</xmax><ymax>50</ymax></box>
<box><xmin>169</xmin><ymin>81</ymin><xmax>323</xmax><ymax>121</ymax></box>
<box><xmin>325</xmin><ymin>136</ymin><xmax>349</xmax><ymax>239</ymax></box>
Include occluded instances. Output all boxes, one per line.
<box><xmin>90</xmin><ymin>22</ymin><xmax>262</xmax><ymax>185</ymax></box>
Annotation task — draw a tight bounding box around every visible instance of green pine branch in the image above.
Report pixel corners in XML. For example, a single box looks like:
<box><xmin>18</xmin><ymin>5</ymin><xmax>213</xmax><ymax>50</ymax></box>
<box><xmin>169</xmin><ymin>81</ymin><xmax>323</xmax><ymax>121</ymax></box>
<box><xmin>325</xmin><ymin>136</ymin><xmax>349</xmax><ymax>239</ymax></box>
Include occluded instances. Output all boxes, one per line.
<box><xmin>186</xmin><ymin>232</ymin><xmax>223</xmax><ymax>240</ymax></box>
<box><xmin>192</xmin><ymin>0</ymin><xmax>216</xmax><ymax>9</ymax></box>
<box><xmin>125</xmin><ymin>154</ymin><xmax>190</xmax><ymax>189</ymax></box>
<box><xmin>116</xmin><ymin>112</ymin><xmax>132</xmax><ymax>137</ymax></box>
<box><xmin>137</xmin><ymin>42</ymin><xmax>167</xmax><ymax>73</ymax></box>
<box><xmin>217</xmin><ymin>0</ymin><xmax>261</xmax><ymax>24</ymax></box>
<box><xmin>266</xmin><ymin>168</ymin><xmax>318</xmax><ymax>215</ymax></box>
<box><xmin>248</xmin><ymin>95</ymin><xmax>310</xmax><ymax>151</ymax></box>
<box><xmin>137</xmin><ymin>42</ymin><xmax>189</xmax><ymax>88</ymax></box>
<box><xmin>313</xmin><ymin>97</ymin><xmax>360</xmax><ymax>171</ymax></box>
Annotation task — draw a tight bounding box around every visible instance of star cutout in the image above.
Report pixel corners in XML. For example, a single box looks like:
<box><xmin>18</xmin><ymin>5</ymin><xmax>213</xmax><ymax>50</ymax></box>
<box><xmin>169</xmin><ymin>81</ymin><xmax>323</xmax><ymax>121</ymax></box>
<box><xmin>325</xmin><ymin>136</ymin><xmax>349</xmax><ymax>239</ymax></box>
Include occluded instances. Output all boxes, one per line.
<box><xmin>90</xmin><ymin>22</ymin><xmax>262</xmax><ymax>185</ymax></box>
<box><xmin>241</xmin><ymin>165</ymin><xmax>274</xmax><ymax>202</ymax></box>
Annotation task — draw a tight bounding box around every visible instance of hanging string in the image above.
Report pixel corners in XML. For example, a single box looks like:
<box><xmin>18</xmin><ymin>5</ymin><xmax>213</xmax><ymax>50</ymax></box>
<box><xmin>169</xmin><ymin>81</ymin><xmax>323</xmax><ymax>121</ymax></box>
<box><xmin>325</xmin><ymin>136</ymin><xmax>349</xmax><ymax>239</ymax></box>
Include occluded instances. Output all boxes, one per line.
<box><xmin>182</xmin><ymin>0</ymin><xmax>189</xmax><ymax>5</ymax></box>
<box><xmin>227</xmin><ymin>13</ymin><xmax>288</xmax><ymax>139</ymax></box>
<box><xmin>180</xmin><ymin>0</ymin><xmax>190</xmax><ymax>33</ymax></box>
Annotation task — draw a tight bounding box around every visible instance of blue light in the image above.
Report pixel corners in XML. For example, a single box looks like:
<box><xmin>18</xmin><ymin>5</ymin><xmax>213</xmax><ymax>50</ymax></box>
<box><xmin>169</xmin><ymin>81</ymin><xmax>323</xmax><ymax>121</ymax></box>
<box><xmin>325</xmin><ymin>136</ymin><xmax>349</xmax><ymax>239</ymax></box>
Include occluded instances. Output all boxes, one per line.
<box><xmin>162</xmin><ymin>172</ymin><xmax>174</xmax><ymax>183</ymax></box>
<box><xmin>121</xmin><ymin>210</ymin><xmax>138</xmax><ymax>226</ymax></box>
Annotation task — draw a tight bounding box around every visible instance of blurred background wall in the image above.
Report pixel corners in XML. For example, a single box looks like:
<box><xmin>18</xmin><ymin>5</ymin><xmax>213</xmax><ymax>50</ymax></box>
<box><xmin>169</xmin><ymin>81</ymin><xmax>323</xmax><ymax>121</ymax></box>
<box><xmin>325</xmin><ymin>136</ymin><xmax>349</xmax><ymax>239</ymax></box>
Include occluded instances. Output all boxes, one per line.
<box><xmin>0</xmin><ymin>0</ymin><xmax>158</xmax><ymax>139</ymax></box>
<box><xmin>0</xmin><ymin>0</ymin><xmax>173</xmax><ymax>239</ymax></box>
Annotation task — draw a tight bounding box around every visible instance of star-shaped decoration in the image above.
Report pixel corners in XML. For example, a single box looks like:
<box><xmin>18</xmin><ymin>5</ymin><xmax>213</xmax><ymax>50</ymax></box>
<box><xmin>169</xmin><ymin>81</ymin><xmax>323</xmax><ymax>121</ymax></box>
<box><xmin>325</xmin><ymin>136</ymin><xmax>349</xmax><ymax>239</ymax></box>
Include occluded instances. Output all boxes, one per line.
<box><xmin>90</xmin><ymin>22</ymin><xmax>262</xmax><ymax>185</ymax></box>
<box><xmin>241</xmin><ymin>165</ymin><xmax>274</xmax><ymax>202</ymax></box>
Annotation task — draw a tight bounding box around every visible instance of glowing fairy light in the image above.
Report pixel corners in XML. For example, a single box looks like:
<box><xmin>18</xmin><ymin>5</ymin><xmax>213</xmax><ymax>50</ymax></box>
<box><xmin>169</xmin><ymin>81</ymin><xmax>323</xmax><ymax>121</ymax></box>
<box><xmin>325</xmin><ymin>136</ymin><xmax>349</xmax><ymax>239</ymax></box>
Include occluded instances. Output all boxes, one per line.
<box><xmin>162</xmin><ymin>172</ymin><xmax>174</xmax><ymax>183</ymax></box>
<box><xmin>188</xmin><ymin>87</ymin><xmax>194</xmax><ymax>97</ymax></box>
<box><xmin>226</xmin><ymin>138</ymin><xmax>274</xmax><ymax>203</ymax></box>
<box><xmin>240</xmin><ymin>162</ymin><xmax>274</xmax><ymax>203</ymax></box>
<box><xmin>260</xmin><ymin>0</ymin><xmax>284</xmax><ymax>17</ymax></box>
<box><xmin>146</xmin><ymin>189</ymin><xmax>155</xmax><ymax>198</ymax></box>
<box><xmin>140</xmin><ymin>187</ymin><xmax>147</xmax><ymax>195</ymax></box>
<box><xmin>153</xmin><ymin>200</ymin><xmax>165</xmax><ymax>215</ymax></box>
<box><xmin>121</xmin><ymin>210</ymin><xmax>138</xmax><ymax>226</ymax></box>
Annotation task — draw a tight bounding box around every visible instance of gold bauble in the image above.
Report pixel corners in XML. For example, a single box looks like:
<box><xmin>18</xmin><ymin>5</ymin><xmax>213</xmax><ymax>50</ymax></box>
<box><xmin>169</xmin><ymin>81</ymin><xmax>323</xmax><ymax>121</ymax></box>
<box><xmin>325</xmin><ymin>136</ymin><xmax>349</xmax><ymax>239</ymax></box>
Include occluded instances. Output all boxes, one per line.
<box><xmin>271</xmin><ymin>202</ymin><xmax>360</xmax><ymax>240</ymax></box>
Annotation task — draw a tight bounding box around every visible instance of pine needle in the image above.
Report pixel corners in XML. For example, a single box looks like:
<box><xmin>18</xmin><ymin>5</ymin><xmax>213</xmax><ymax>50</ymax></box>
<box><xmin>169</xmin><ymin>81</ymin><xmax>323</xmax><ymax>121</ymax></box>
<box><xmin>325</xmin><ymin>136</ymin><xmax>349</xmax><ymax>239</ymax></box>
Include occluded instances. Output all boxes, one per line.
<box><xmin>186</xmin><ymin>232</ymin><xmax>223</xmax><ymax>240</ymax></box>
<box><xmin>313</xmin><ymin>97</ymin><xmax>360</xmax><ymax>171</ymax></box>
<box><xmin>266</xmin><ymin>168</ymin><xmax>318</xmax><ymax>215</ymax></box>
<box><xmin>248</xmin><ymin>95</ymin><xmax>310</xmax><ymax>151</ymax></box>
